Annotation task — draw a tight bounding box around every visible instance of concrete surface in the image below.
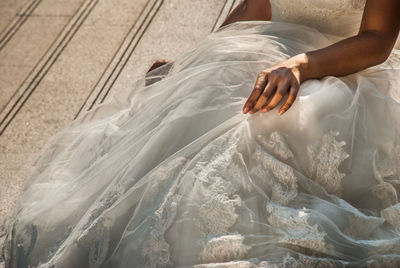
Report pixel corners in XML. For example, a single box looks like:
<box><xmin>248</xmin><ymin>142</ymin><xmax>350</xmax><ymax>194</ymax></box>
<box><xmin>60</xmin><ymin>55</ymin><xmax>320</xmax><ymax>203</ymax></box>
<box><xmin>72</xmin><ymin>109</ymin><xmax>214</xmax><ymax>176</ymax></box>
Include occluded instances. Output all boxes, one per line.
<box><xmin>0</xmin><ymin>0</ymin><xmax>241</xmax><ymax>260</ymax></box>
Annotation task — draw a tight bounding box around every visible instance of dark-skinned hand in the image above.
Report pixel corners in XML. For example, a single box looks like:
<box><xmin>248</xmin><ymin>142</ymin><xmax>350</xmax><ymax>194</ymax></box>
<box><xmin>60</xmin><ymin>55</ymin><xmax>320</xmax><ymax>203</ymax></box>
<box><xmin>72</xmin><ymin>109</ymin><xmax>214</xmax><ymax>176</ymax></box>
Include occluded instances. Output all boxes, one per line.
<box><xmin>243</xmin><ymin>60</ymin><xmax>302</xmax><ymax>115</ymax></box>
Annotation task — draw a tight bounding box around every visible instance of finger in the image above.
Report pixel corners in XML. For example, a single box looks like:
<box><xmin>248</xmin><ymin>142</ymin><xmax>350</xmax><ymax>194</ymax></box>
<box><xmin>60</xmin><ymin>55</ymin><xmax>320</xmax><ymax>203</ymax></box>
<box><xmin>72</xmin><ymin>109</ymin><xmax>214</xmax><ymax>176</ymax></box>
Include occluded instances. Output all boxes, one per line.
<box><xmin>243</xmin><ymin>72</ymin><xmax>268</xmax><ymax>114</ymax></box>
<box><xmin>261</xmin><ymin>82</ymin><xmax>288</xmax><ymax>112</ymax></box>
<box><xmin>253</xmin><ymin>80</ymin><xmax>276</xmax><ymax>112</ymax></box>
<box><xmin>244</xmin><ymin>74</ymin><xmax>267</xmax><ymax>114</ymax></box>
<box><xmin>278</xmin><ymin>86</ymin><xmax>298</xmax><ymax>115</ymax></box>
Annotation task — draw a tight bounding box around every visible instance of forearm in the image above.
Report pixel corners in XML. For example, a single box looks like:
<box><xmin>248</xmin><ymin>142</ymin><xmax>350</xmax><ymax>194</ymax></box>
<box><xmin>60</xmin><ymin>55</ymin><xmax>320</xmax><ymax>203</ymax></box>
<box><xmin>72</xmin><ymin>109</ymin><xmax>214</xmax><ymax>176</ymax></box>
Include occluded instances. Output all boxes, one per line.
<box><xmin>295</xmin><ymin>32</ymin><xmax>398</xmax><ymax>83</ymax></box>
<box><xmin>243</xmin><ymin>0</ymin><xmax>400</xmax><ymax>115</ymax></box>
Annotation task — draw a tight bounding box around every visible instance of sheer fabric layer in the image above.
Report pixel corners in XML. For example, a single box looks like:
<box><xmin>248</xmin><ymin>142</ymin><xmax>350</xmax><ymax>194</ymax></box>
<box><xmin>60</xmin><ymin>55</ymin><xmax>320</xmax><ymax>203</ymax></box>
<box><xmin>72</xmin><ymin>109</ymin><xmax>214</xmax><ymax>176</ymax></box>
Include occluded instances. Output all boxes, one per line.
<box><xmin>3</xmin><ymin>22</ymin><xmax>400</xmax><ymax>268</ymax></box>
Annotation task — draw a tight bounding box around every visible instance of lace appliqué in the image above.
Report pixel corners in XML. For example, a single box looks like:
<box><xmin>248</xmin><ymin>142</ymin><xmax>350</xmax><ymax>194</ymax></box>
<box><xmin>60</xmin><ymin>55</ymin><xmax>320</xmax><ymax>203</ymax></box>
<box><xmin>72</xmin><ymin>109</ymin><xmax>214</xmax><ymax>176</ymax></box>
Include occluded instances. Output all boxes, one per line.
<box><xmin>190</xmin><ymin>133</ymin><xmax>249</xmax><ymax>236</ymax></box>
<box><xmin>199</xmin><ymin>234</ymin><xmax>251</xmax><ymax>263</ymax></box>
<box><xmin>258</xmin><ymin>253</ymin><xmax>342</xmax><ymax>268</ymax></box>
<box><xmin>334</xmin><ymin>199</ymin><xmax>385</xmax><ymax>240</ymax></box>
<box><xmin>193</xmin><ymin>255</ymin><xmax>341</xmax><ymax>268</ymax></box>
<box><xmin>184</xmin><ymin>130</ymin><xmax>253</xmax><ymax>262</ymax></box>
<box><xmin>142</xmin><ymin>195</ymin><xmax>181</xmax><ymax>268</ymax></box>
<box><xmin>198</xmin><ymin>194</ymin><xmax>241</xmax><ymax>235</ymax></box>
<box><xmin>374</xmin><ymin>145</ymin><xmax>400</xmax><ymax>180</ymax></box>
<box><xmin>343</xmin><ymin>214</ymin><xmax>385</xmax><ymax>240</ymax></box>
<box><xmin>253</xmin><ymin>134</ymin><xmax>297</xmax><ymax>206</ymax></box>
<box><xmin>256</xmin><ymin>132</ymin><xmax>294</xmax><ymax>161</ymax></box>
<box><xmin>141</xmin><ymin>157</ymin><xmax>187</xmax><ymax>268</ymax></box>
<box><xmin>381</xmin><ymin>203</ymin><xmax>400</xmax><ymax>229</ymax></box>
<box><xmin>370</xmin><ymin>182</ymin><xmax>398</xmax><ymax>209</ymax></box>
<box><xmin>193</xmin><ymin>260</ymin><xmax>256</xmax><ymax>268</ymax></box>
<box><xmin>307</xmin><ymin>131</ymin><xmax>349</xmax><ymax>195</ymax></box>
<box><xmin>267</xmin><ymin>203</ymin><xmax>330</xmax><ymax>253</ymax></box>
<box><xmin>374</xmin><ymin>145</ymin><xmax>400</xmax><ymax>206</ymax></box>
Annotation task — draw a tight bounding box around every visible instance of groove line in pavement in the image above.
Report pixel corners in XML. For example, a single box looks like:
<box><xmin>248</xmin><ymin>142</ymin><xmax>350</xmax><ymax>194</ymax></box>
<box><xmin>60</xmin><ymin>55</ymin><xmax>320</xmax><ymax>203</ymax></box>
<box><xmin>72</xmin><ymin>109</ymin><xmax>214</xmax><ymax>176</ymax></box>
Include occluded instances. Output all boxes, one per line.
<box><xmin>75</xmin><ymin>0</ymin><xmax>165</xmax><ymax>117</ymax></box>
<box><xmin>211</xmin><ymin>0</ymin><xmax>229</xmax><ymax>32</ymax></box>
<box><xmin>0</xmin><ymin>0</ymin><xmax>99</xmax><ymax>136</ymax></box>
<box><xmin>78</xmin><ymin>0</ymin><xmax>238</xmax><ymax>118</ymax></box>
<box><xmin>98</xmin><ymin>0</ymin><xmax>165</xmax><ymax>105</ymax></box>
<box><xmin>0</xmin><ymin>0</ymin><xmax>90</xmax><ymax>116</ymax></box>
<box><xmin>211</xmin><ymin>0</ymin><xmax>240</xmax><ymax>32</ymax></box>
<box><xmin>0</xmin><ymin>0</ymin><xmax>42</xmax><ymax>51</ymax></box>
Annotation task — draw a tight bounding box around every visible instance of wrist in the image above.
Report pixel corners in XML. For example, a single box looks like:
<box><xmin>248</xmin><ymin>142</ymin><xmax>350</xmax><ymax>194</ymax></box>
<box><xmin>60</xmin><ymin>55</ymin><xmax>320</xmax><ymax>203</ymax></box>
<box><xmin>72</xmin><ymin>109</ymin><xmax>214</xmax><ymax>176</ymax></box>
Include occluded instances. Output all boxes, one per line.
<box><xmin>290</xmin><ymin>53</ymin><xmax>311</xmax><ymax>83</ymax></box>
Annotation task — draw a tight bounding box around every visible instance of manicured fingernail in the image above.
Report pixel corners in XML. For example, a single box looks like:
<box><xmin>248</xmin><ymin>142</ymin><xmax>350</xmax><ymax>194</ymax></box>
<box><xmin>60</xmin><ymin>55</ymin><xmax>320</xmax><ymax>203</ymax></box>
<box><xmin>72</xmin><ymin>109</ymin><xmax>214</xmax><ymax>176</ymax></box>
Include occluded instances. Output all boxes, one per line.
<box><xmin>279</xmin><ymin>110</ymin><xmax>284</xmax><ymax>115</ymax></box>
<box><xmin>261</xmin><ymin>108</ymin><xmax>267</xmax><ymax>113</ymax></box>
<box><xmin>243</xmin><ymin>107</ymin><xmax>249</xmax><ymax>114</ymax></box>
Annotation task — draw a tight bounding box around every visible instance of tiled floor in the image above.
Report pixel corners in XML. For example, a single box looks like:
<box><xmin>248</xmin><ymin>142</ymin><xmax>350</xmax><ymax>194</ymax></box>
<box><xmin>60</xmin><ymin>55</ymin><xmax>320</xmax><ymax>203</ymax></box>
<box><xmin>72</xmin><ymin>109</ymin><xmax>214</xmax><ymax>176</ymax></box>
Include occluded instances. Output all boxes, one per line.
<box><xmin>0</xmin><ymin>0</ymin><xmax>240</xmax><ymax>255</ymax></box>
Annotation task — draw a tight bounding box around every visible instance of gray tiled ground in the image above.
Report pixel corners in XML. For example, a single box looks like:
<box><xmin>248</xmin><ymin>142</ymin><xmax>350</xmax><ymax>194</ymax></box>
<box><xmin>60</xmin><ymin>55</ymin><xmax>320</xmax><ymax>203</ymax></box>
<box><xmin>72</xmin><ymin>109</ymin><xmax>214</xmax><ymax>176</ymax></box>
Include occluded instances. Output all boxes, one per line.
<box><xmin>0</xmin><ymin>0</ymin><xmax>235</xmax><ymax>258</ymax></box>
<box><xmin>29</xmin><ymin>0</ymin><xmax>84</xmax><ymax>16</ymax></box>
<box><xmin>0</xmin><ymin>16</ymin><xmax>70</xmax><ymax>113</ymax></box>
<box><xmin>0</xmin><ymin>65</ymin><xmax>32</xmax><ymax>111</ymax></box>
<box><xmin>0</xmin><ymin>16</ymin><xmax>69</xmax><ymax>64</ymax></box>
<box><xmin>112</xmin><ymin>0</ymin><xmax>226</xmax><ymax>87</ymax></box>
<box><xmin>0</xmin><ymin>0</ymin><xmax>29</xmax><ymax>32</ymax></box>
<box><xmin>85</xmin><ymin>0</ymin><xmax>149</xmax><ymax>26</ymax></box>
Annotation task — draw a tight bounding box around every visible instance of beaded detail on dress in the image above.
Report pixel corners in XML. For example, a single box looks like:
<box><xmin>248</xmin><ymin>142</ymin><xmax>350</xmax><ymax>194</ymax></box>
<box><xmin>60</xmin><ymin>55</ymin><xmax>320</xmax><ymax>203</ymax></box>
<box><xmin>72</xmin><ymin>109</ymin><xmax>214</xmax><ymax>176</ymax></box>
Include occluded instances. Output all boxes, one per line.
<box><xmin>270</xmin><ymin>0</ymin><xmax>366</xmax><ymax>37</ymax></box>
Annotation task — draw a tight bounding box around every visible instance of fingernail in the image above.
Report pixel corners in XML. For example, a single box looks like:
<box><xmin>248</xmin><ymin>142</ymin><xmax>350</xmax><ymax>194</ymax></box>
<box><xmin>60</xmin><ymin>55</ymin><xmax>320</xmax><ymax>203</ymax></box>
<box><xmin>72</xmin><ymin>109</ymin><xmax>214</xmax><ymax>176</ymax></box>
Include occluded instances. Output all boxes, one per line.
<box><xmin>279</xmin><ymin>110</ymin><xmax>284</xmax><ymax>115</ymax></box>
<box><xmin>243</xmin><ymin>107</ymin><xmax>249</xmax><ymax>114</ymax></box>
<box><xmin>261</xmin><ymin>108</ymin><xmax>267</xmax><ymax>113</ymax></box>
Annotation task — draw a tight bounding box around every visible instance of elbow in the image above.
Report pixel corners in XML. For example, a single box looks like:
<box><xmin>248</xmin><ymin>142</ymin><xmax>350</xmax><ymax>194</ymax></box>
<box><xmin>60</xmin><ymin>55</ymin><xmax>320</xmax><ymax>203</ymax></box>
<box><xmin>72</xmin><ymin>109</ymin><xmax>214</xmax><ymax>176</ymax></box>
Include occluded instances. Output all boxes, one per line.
<box><xmin>359</xmin><ymin>30</ymin><xmax>396</xmax><ymax>65</ymax></box>
<box><xmin>374</xmin><ymin>47</ymin><xmax>392</xmax><ymax>65</ymax></box>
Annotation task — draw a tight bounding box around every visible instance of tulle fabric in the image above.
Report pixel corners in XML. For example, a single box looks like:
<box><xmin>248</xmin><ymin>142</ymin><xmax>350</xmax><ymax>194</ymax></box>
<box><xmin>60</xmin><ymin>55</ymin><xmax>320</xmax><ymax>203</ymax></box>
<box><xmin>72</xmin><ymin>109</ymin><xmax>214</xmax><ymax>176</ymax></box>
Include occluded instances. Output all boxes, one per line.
<box><xmin>3</xmin><ymin>22</ymin><xmax>400</xmax><ymax>267</ymax></box>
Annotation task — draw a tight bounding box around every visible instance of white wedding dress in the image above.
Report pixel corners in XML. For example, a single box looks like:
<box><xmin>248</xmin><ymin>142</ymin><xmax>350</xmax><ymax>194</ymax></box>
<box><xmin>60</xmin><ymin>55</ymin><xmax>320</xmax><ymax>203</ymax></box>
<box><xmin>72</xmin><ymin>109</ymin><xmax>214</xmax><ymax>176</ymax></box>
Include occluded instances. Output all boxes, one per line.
<box><xmin>3</xmin><ymin>0</ymin><xmax>400</xmax><ymax>267</ymax></box>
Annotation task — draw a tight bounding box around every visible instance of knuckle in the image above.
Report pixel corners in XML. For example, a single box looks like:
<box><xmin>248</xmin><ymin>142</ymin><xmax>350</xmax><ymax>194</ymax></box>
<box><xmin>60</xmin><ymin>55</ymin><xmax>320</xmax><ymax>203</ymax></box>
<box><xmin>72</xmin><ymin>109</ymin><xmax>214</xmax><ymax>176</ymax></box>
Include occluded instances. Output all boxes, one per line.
<box><xmin>277</xmin><ymin>87</ymin><xmax>287</xmax><ymax>95</ymax></box>
<box><xmin>258</xmin><ymin>72</ymin><xmax>267</xmax><ymax>79</ymax></box>
<box><xmin>264</xmin><ymin>87</ymin><xmax>274</xmax><ymax>96</ymax></box>
<box><xmin>270</xmin><ymin>71</ymin><xmax>278</xmax><ymax>78</ymax></box>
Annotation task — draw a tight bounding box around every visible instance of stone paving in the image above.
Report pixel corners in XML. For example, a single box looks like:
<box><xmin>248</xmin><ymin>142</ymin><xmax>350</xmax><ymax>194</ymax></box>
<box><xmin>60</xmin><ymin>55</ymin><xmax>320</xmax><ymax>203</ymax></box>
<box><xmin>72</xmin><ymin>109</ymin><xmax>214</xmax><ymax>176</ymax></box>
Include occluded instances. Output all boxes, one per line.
<box><xmin>0</xmin><ymin>0</ymin><xmax>241</xmax><ymax>258</ymax></box>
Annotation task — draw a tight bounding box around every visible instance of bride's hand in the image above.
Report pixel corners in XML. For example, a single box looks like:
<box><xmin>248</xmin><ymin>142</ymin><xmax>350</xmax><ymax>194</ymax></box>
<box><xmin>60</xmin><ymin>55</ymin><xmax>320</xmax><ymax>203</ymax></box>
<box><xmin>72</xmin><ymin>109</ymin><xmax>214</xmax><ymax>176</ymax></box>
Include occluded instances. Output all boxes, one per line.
<box><xmin>243</xmin><ymin>57</ymin><xmax>305</xmax><ymax>115</ymax></box>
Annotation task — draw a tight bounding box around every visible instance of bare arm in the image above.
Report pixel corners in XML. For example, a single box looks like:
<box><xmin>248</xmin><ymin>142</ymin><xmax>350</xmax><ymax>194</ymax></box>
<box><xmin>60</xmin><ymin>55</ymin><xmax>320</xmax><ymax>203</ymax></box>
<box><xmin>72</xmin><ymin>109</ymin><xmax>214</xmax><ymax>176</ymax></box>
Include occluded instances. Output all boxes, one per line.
<box><xmin>301</xmin><ymin>0</ymin><xmax>400</xmax><ymax>81</ymax></box>
<box><xmin>243</xmin><ymin>0</ymin><xmax>400</xmax><ymax>115</ymax></box>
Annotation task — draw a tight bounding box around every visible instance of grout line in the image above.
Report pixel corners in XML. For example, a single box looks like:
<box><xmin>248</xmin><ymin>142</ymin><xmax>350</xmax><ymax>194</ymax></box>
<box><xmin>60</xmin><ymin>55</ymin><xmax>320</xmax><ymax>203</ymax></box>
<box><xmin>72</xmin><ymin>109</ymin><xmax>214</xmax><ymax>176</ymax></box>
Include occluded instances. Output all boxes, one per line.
<box><xmin>0</xmin><ymin>0</ymin><xmax>99</xmax><ymax>136</ymax></box>
<box><xmin>0</xmin><ymin>0</ymin><xmax>42</xmax><ymax>51</ymax></box>
<box><xmin>75</xmin><ymin>0</ymin><xmax>165</xmax><ymax>117</ymax></box>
